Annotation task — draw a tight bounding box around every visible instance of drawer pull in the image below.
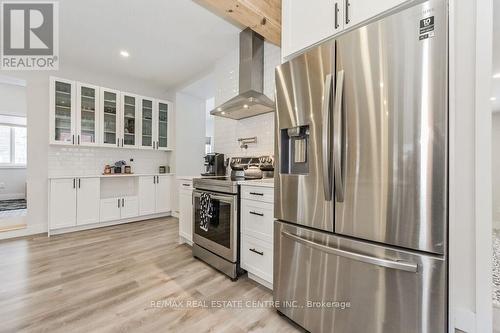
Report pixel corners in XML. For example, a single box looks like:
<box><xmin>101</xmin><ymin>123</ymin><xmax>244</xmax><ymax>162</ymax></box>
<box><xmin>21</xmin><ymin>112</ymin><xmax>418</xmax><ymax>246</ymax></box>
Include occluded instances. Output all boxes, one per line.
<box><xmin>182</xmin><ymin>183</ymin><xmax>191</xmax><ymax>187</ymax></box>
<box><xmin>249</xmin><ymin>211</ymin><xmax>264</xmax><ymax>217</ymax></box>
<box><xmin>249</xmin><ymin>248</ymin><xmax>264</xmax><ymax>256</ymax></box>
<box><xmin>249</xmin><ymin>192</ymin><xmax>264</xmax><ymax>196</ymax></box>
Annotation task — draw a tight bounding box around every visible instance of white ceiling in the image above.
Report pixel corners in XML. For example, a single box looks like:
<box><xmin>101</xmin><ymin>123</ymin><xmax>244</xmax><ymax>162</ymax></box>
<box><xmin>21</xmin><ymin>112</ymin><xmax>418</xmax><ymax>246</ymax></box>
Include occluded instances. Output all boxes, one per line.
<box><xmin>59</xmin><ymin>0</ymin><xmax>240</xmax><ymax>92</ymax></box>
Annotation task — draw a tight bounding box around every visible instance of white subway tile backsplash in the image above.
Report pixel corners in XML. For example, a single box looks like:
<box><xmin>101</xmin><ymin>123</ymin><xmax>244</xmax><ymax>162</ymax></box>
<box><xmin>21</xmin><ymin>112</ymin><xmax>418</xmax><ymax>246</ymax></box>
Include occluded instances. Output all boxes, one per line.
<box><xmin>48</xmin><ymin>146</ymin><xmax>170</xmax><ymax>177</ymax></box>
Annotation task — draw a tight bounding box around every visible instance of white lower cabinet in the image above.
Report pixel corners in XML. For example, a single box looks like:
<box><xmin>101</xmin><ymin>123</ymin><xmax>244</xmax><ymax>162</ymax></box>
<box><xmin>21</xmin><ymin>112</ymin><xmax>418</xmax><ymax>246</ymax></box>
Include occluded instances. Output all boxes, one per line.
<box><xmin>121</xmin><ymin>196</ymin><xmax>139</xmax><ymax>218</ymax></box>
<box><xmin>240</xmin><ymin>185</ymin><xmax>274</xmax><ymax>289</ymax></box>
<box><xmin>178</xmin><ymin>180</ymin><xmax>193</xmax><ymax>244</ymax></box>
<box><xmin>50</xmin><ymin>178</ymin><xmax>77</xmax><ymax>229</ymax></box>
<box><xmin>241</xmin><ymin>235</ymin><xmax>273</xmax><ymax>285</ymax></box>
<box><xmin>139</xmin><ymin>175</ymin><xmax>173</xmax><ymax>215</ymax></box>
<box><xmin>76</xmin><ymin>178</ymin><xmax>100</xmax><ymax>225</ymax></box>
<box><xmin>100</xmin><ymin>196</ymin><xmax>139</xmax><ymax>222</ymax></box>
<box><xmin>49</xmin><ymin>174</ymin><xmax>173</xmax><ymax>232</ymax></box>
<box><xmin>99</xmin><ymin>198</ymin><xmax>121</xmax><ymax>222</ymax></box>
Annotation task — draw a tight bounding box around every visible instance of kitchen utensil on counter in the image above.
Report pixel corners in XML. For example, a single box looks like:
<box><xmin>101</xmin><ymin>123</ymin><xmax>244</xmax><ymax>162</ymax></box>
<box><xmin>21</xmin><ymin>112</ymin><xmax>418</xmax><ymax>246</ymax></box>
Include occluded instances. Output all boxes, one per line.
<box><xmin>104</xmin><ymin>165</ymin><xmax>112</xmax><ymax>174</ymax></box>
<box><xmin>244</xmin><ymin>164</ymin><xmax>263</xmax><ymax>179</ymax></box>
<box><xmin>124</xmin><ymin>165</ymin><xmax>132</xmax><ymax>174</ymax></box>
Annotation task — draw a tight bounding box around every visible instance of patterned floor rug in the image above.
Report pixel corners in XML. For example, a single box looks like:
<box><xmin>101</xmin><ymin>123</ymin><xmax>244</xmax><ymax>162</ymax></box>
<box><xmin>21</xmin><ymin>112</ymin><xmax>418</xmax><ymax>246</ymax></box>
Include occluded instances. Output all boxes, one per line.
<box><xmin>0</xmin><ymin>199</ymin><xmax>27</xmax><ymax>212</ymax></box>
<box><xmin>493</xmin><ymin>229</ymin><xmax>500</xmax><ymax>306</ymax></box>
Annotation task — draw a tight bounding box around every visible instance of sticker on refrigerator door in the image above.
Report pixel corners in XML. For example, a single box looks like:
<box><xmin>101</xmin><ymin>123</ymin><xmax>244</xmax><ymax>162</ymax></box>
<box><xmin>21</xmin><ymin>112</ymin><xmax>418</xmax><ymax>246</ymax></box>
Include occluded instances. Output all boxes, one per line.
<box><xmin>419</xmin><ymin>16</ymin><xmax>435</xmax><ymax>40</ymax></box>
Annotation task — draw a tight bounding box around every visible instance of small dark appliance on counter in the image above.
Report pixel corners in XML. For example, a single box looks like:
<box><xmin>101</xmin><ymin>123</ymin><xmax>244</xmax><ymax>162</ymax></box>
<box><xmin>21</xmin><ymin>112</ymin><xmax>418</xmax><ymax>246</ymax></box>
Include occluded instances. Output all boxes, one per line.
<box><xmin>201</xmin><ymin>153</ymin><xmax>226</xmax><ymax>176</ymax></box>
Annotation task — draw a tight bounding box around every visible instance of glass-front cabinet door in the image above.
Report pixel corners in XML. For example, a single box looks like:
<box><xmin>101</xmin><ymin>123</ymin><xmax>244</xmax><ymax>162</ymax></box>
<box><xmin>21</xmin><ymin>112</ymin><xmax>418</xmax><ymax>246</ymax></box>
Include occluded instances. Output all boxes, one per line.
<box><xmin>50</xmin><ymin>77</ymin><xmax>75</xmax><ymax>145</ymax></box>
<box><xmin>140</xmin><ymin>97</ymin><xmax>154</xmax><ymax>149</ymax></box>
<box><xmin>100</xmin><ymin>88</ymin><xmax>120</xmax><ymax>147</ymax></box>
<box><xmin>121</xmin><ymin>93</ymin><xmax>138</xmax><ymax>148</ymax></box>
<box><xmin>76</xmin><ymin>83</ymin><xmax>99</xmax><ymax>146</ymax></box>
<box><xmin>156</xmin><ymin>100</ymin><xmax>170</xmax><ymax>150</ymax></box>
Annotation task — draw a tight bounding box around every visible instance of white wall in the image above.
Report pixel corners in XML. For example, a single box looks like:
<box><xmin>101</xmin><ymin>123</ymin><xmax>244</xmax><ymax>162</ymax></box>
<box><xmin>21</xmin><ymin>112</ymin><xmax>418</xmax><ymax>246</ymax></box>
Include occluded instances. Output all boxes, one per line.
<box><xmin>0</xmin><ymin>64</ymin><xmax>173</xmax><ymax>238</ymax></box>
<box><xmin>174</xmin><ymin>92</ymin><xmax>206</xmax><ymax>177</ymax></box>
<box><xmin>0</xmin><ymin>82</ymin><xmax>27</xmax><ymax>117</ymax></box>
<box><xmin>0</xmin><ymin>82</ymin><xmax>27</xmax><ymax>201</ymax></box>
<box><xmin>213</xmin><ymin>42</ymin><xmax>281</xmax><ymax>157</ymax></box>
<box><xmin>492</xmin><ymin>113</ymin><xmax>500</xmax><ymax>228</ymax></box>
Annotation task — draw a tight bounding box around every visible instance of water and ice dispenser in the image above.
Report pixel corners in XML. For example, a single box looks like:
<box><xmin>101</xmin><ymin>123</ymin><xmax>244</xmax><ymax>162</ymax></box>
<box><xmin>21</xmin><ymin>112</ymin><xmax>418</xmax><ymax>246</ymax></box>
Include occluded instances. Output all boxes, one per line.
<box><xmin>280</xmin><ymin>125</ymin><xmax>310</xmax><ymax>174</ymax></box>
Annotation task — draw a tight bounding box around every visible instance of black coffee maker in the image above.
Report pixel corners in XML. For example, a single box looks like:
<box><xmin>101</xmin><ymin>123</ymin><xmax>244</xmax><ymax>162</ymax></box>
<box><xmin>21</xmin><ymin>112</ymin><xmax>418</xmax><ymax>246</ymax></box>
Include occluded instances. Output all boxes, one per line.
<box><xmin>201</xmin><ymin>153</ymin><xmax>226</xmax><ymax>176</ymax></box>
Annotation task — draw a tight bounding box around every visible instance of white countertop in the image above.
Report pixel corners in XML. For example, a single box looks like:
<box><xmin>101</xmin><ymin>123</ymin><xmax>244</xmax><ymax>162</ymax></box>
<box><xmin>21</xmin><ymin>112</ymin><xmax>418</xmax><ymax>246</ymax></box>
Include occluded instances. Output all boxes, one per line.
<box><xmin>238</xmin><ymin>178</ymin><xmax>275</xmax><ymax>188</ymax></box>
<box><xmin>176</xmin><ymin>176</ymin><xmax>197</xmax><ymax>181</ymax></box>
<box><xmin>49</xmin><ymin>173</ymin><xmax>175</xmax><ymax>179</ymax></box>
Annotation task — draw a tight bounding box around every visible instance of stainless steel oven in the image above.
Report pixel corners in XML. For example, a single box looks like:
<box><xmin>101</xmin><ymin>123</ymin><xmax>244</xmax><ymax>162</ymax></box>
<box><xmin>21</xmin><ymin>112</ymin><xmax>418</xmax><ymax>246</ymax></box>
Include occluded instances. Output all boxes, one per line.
<box><xmin>192</xmin><ymin>189</ymin><xmax>237</xmax><ymax>263</ymax></box>
<box><xmin>192</xmin><ymin>177</ymin><xmax>241</xmax><ymax>279</ymax></box>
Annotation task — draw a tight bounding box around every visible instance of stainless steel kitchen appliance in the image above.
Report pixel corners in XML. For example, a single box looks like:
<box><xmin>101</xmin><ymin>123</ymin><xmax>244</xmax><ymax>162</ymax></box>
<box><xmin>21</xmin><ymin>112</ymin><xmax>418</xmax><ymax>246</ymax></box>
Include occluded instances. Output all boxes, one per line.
<box><xmin>201</xmin><ymin>153</ymin><xmax>226</xmax><ymax>176</ymax></box>
<box><xmin>274</xmin><ymin>1</ymin><xmax>448</xmax><ymax>332</ymax></box>
<box><xmin>193</xmin><ymin>155</ymin><xmax>274</xmax><ymax>279</ymax></box>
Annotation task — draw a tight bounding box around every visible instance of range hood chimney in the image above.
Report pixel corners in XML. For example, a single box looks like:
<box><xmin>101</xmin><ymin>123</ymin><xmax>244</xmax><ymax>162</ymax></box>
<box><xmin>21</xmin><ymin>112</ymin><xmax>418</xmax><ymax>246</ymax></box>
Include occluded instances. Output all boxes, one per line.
<box><xmin>210</xmin><ymin>28</ymin><xmax>275</xmax><ymax>120</ymax></box>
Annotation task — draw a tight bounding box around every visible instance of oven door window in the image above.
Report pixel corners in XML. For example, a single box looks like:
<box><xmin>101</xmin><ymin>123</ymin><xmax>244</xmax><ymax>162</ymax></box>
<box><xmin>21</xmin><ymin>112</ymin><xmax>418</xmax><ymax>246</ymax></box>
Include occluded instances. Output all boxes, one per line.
<box><xmin>194</xmin><ymin>194</ymin><xmax>233</xmax><ymax>249</ymax></box>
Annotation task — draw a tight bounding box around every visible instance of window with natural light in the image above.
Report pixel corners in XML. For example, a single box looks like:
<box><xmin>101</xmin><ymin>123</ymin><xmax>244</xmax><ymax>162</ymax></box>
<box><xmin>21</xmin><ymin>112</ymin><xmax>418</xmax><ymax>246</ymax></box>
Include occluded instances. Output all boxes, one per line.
<box><xmin>0</xmin><ymin>115</ymin><xmax>27</xmax><ymax>167</ymax></box>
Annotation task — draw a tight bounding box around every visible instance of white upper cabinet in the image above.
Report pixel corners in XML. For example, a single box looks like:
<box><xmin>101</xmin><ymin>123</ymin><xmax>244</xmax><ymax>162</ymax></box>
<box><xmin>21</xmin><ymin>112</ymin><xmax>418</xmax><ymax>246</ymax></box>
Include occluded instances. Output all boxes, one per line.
<box><xmin>100</xmin><ymin>88</ymin><xmax>121</xmax><ymax>147</ymax></box>
<box><xmin>344</xmin><ymin>0</ymin><xmax>408</xmax><ymax>28</ymax></box>
<box><xmin>155</xmin><ymin>100</ymin><xmax>171</xmax><ymax>151</ymax></box>
<box><xmin>282</xmin><ymin>0</ymin><xmax>337</xmax><ymax>58</ymax></box>
<box><xmin>76</xmin><ymin>83</ymin><xmax>99</xmax><ymax>146</ymax></box>
<box><xmin>49</xmin><ymin>77</ymin><xmax>173</xmax><ymax>152</ymax></box>
<box><xmin>139</xmin><ymin>97</ymin><xmax>155</xmax><ymax>149</ymax></box>
<box><xmin>121</xmin><ymin>93</ymin><xmax>139</xmax><ymax>148</ymax></box>
<box><xmin>282</xmin><ymin>0</ymin><xmax>410</xmax><ymax>58</ymax></box>
<box><xmin>50</xmin><ymin>77</ymin><xmax>76</xmax><ymax>145</ymax></box>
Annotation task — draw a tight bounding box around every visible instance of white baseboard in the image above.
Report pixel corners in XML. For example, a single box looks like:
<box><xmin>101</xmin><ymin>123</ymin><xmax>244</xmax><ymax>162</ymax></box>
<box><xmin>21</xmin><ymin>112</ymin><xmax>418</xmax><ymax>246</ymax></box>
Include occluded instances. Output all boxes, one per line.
<box><xmin>179</xmin><ymin>233</ymin><xmax>192</xmax><ymax>246</ymax></box>
<box><xmin>0</xmin><ymin>222</ymin><xmax>45</xmax><ymax>240</ymax></box>
<box><xmin>0</xmin><ymin>193</ymin><xmax>25</xmax><ymax>200</ymax></box>
<box><xmin>49</xmin><ymin>212</ymin><xmax>172</xmax><ymax>236</ymax></box>
<box><xmin>247</xmin><ymin>272</ymin><xmax>273</xmax><ymax>290</ymax></box>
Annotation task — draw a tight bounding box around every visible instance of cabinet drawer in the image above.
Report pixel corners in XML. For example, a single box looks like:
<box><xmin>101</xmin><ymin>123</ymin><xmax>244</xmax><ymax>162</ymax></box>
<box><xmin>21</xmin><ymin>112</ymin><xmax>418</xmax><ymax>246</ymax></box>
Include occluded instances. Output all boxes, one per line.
<box><xmin>241</xmin><ymin>199</ymin><xmax>273</xmax><ymax>243</ymax></box>
<box><xmin>241</xmin><ymin>235</ymin><xmax>273</xmax><ymax>284</ymax></box>
<box><xmin>241</xmin><ymin>186</ymin><xmax>274</xmax><ymax>203</ymax></box>
<box><xmin>179</xmin><ymin>180</ymin><xmax>193</xmax><ymax>191</ymax></box>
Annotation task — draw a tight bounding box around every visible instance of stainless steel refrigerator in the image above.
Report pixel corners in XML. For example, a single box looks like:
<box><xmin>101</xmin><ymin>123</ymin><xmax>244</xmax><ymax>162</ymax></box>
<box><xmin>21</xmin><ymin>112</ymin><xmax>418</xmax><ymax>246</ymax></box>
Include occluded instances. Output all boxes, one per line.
<box><xmin>273</xmin><ymin>1</ymin><xmax>448</xmax><ymax>332</ymax></box>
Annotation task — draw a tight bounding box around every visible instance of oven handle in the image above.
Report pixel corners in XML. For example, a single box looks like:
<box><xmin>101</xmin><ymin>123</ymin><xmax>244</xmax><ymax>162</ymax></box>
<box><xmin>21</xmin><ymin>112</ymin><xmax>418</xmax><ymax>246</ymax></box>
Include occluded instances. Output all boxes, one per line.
<box><xmin>192</xmin><ymin>190</ymin><xmax>237</xmax><ymax>203</ymax></box>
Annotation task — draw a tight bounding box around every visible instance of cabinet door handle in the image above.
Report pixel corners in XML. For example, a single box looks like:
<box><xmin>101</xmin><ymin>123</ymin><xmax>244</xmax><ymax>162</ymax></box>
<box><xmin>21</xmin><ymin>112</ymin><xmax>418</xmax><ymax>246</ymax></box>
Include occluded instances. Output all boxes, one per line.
<box><xmin>122</xmin><ymin>198</ymin><xmax>124</xmax><ymax>207</ymax></box>
<box><xmin>345</xmin><ymin>0</ymin><xmax>350</xmax><ymax>24</ymax></box>
<box><xmin>77</xmin><ymin>135</ymin><xmax>80</xmax><ymax>145</ymax></box>
<box><xmin>117</xmin><ymin>138</ymin><xmax>119</xmax><ymax>147</ymax></box>
<box><xmin>334</xmin><ymin>2</ymin><xmax>339</xmax><ymax>29</ymax></box>
<box><xmin>78</xmin><ymin>178</ymin><xmax>81</xmax><ymax>188</ymax></box>
<box><xmin>153</xmin><ymin>176</ymin><xmax>156</xmax><ymax>184</ymax></box>
<box><xmin>182</xmin><ymin>183</ymin><xmax>190</xmax><ymax>187</ymax></box>
<box><xmin>73</xmin><ymin>178</ymin><xmax>76</xmax><ymax>189</ymax></box>
<box><xmin>121</xmin><ymin>138</ymin><xmax>124</xmax><ymax>147</ymax></box>
<box><xmin>157</xmin><ymin>176</ymin><xmax>159</xmax><ymax>183</ymax></box>
<box><xmin>72</xmin><ymin>135</ymin><xmax>75</xmax><ymax>145</ymax></box>
<box><xmin>118</xmin><ymin>198</ymin><xmax>120</xmax><ymax>208</ymax></box>
<box><xmin>249</xmin><ymin>192</ymin><xmax>264</xmax><ymax>196</ymax></box>
<box><xmin>249</xmin><ymin>248</ymin><xmax>264</xmax><ymax>256</ymax></box>
<box><xmin>249</xmin><ymin>211</ymin><xmax>264</xmax><ymax>217</ymax></box>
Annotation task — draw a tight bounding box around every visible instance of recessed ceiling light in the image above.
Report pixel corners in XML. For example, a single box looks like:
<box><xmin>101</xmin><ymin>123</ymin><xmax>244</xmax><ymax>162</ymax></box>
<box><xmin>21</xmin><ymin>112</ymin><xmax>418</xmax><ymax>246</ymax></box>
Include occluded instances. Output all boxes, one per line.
<box><xmin>221</xmin><ymin>111</ymin><xmax>226</xmax><ymax>115</ymax></box>
<box><xmin>491</xmin><ymin>97</ymin><xmax>497</xmax><ymax>101</ymax></box>
<box><xmin>493</xmin><ymin>73</ymin><xmax>500</xmax><ymax>79</ymax></box>
<box><xmin>217</xmin><ymin>107</ymin><xmax>222</xmax><ymax>112</ymax></box>
<box><xmin>243</xmin><ymin>104</ymin><xmax>249</xmax><ymax>109</ymax></box>
<box><xmin>120</xmin><ymin>50</ymin><xmax>130</xmax><ymax>58</ymax></box>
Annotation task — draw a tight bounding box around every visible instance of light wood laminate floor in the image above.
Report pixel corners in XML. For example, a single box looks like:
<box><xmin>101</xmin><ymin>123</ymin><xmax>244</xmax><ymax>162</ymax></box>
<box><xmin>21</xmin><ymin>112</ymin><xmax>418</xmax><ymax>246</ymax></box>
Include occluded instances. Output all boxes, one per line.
<box><xmin>0</xmin><ymin>218</ymin><xmax>301</xmax><ymax>333</ymax></box>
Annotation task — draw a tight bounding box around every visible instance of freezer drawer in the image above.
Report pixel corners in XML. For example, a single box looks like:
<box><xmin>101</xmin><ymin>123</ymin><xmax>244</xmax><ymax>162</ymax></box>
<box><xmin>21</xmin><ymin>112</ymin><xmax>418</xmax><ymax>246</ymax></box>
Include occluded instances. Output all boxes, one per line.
<box><xmin>274</xmin><ymin>221</ymin><xmax>446</xmax><ymax>333</ymax></box>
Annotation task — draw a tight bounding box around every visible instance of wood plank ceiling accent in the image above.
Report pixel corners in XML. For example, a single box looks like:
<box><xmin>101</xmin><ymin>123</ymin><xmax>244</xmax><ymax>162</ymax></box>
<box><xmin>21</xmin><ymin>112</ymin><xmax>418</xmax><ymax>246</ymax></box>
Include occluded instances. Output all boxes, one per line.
<box><xmin>195</xmin><ymin>0</ymin><xmax>281</xmax><ymax>46</ymax></box>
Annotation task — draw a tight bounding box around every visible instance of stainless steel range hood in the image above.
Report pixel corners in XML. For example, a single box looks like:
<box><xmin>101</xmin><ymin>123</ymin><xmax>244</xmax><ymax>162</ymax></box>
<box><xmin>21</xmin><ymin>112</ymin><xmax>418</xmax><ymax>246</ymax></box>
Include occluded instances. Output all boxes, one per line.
<box><xmin>210</xmin><ymin>28</ymin><xmax>275</xmax><ymax>120</ymax></box>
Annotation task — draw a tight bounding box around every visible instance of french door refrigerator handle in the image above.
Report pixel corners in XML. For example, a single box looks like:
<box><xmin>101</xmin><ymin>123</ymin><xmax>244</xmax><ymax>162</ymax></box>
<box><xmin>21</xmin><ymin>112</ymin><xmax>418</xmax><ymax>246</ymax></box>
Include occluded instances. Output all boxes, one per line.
<box><xmin>333</xmin><ymin>70</ymin><xmax>345</xmax><ymax>202</ymax></box>
<box><xmin>281</xmin><ymin>231</ymin><xmax>418</xmax><ymax>273</ymax></box>
<box><xmin>321</xmin><ymin>74</ymin><xmax>333</xmax><ymax>201</ymax></box>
